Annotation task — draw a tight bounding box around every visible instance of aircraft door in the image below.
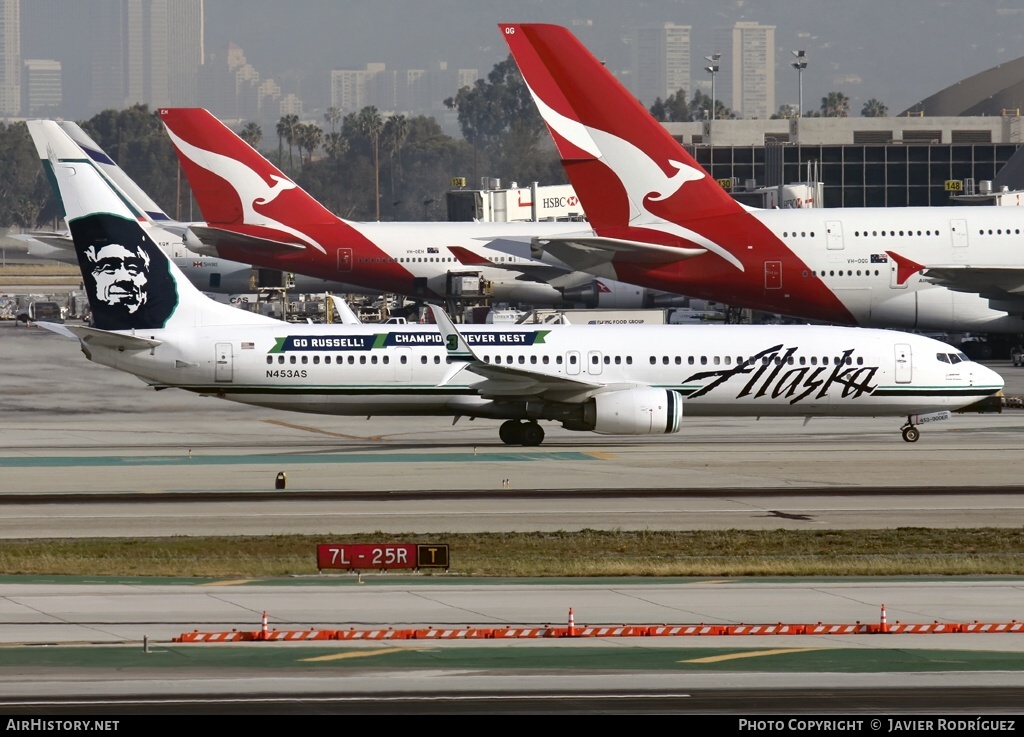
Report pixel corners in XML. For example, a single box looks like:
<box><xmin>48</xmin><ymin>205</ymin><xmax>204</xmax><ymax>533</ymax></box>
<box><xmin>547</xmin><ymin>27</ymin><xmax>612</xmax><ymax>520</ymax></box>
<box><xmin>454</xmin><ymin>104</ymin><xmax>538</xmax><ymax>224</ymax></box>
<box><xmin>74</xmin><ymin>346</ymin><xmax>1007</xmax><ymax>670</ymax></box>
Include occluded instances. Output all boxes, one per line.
<box><xmin>337</xmin><ymin>248</ymin><xmax>353</xmax><ymax>273</ymax></box>
<box><xmin>950</xmin><ymin>219</ymin><xmax>968</xmax><ymax>262</ymax></box>
<box><xmin>826</xmin><ymin>220</ymin><xmax>844</xmax><ymax>250</ymax></box>
<box><xmin>765</xmin><ymin>260</ymin><xmax>782</xmax><ymax>289</ymax></box>
<box><xmin>215</xmin><ymin>342</ymin><xmax>233</xmax><ymax>382</ymax></box>
<box><xmin>566</xmin><ymin>350</ymin><xmax>581</xmax><ymax>375</ymax></box>
<box><xmin>894</xmin><ymin>343</ymin><xmax>912</xmax><ymax>384</ymax></box>
<box><xmin>587</xmin><ymin>351</ymin><xmax>603</xmax><ymax>375</ymax></box>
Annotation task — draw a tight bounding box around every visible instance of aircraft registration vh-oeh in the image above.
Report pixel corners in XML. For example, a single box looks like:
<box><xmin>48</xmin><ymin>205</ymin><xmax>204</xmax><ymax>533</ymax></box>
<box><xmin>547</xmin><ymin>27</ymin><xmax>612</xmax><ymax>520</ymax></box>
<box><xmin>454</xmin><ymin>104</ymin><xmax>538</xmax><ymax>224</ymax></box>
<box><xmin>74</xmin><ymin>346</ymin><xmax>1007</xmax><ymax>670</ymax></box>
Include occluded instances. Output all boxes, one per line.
<box><xmin>39</xmin><ymin>161</ymin><xmax>1004</xmax><ymax>446</ymax></box>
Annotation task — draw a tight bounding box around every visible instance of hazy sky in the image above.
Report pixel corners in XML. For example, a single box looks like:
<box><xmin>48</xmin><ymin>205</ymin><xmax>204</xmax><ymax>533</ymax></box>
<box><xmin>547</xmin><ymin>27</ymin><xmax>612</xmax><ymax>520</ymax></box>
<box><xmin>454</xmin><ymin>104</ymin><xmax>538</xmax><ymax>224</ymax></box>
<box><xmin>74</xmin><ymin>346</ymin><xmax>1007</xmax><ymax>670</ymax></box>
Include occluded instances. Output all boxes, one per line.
<box><xmin>204</xmin><ymin>0</ymin><xmax>1024</xmax><ymax>114</ymax></box>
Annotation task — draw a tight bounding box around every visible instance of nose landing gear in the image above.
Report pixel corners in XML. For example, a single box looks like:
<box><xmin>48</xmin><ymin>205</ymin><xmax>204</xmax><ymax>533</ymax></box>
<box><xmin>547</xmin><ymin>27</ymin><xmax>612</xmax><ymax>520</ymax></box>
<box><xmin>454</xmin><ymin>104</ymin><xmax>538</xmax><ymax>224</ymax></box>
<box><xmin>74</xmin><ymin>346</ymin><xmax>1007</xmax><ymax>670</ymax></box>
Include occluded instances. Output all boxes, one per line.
<box><xmin>900</xmin><ymin>423</ymin><xmax>920</xmax><ymax>443</ymax></box>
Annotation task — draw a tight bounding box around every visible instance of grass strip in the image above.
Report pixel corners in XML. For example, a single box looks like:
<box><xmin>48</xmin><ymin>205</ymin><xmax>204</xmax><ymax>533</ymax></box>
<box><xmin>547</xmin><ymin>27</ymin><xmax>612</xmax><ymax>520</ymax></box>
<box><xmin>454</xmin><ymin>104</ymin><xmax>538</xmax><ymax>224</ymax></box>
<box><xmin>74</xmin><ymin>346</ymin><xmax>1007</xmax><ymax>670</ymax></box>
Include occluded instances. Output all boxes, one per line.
<box><xmin>0</xmin><ymin>529</ymin><xmax>1021</xmax><ymax>577</ymax></box>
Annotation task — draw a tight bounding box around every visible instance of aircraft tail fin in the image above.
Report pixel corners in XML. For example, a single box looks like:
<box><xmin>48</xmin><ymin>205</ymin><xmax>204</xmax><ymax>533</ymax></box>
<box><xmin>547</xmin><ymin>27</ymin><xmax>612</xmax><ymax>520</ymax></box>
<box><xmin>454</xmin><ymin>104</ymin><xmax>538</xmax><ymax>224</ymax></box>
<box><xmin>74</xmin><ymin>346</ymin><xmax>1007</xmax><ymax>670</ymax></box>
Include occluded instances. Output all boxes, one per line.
<box><xmin>58</xmin><ymin>121</ymin><xmax>176</xmax><ymax>224</ymax></box>
<box><xmin>53</xmin><ymin>160</ymin><xmax>278</xmax><ymax>331</ymax></box>
<box><xmin>28</xmin><ymin>120</ymin><xmax>161</xmax><ymax>227</ymax></box>
<box><xmin>158</xmin><ymin>108</ymin><xmax>337</xmax><ymax>230</ymax></box>
<box><xmin>500</xmin><ymin>23</ymin><xmax>743</xmax><ymax>231</ymax></box>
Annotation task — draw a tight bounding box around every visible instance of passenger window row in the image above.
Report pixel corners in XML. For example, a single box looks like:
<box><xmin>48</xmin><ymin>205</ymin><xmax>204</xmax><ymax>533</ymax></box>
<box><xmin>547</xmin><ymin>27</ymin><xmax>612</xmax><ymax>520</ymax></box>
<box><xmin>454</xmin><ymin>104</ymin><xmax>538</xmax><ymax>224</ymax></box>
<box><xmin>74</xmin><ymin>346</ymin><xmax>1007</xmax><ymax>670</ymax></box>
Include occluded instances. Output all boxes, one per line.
<box><xmin>649</xmin><ymin>355</ymin><xmax>864</xmax><ymax>367</ymax></box>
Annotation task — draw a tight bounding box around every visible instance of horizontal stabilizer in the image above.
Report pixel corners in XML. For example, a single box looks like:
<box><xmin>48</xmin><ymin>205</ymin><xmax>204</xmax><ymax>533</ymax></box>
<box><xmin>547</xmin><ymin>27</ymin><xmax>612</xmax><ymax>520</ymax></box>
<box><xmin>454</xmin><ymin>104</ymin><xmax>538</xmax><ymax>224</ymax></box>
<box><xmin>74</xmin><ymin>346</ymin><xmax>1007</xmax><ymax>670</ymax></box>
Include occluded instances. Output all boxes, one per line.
<box><xmin>40</xmin><ymin>322</ymin><xmax>162</xmax><ymax>351</ymax></box>
<box><xmin>186</xmin><ymin>225</ymin><xmax>306</xmax><ymax>254</ymax></box>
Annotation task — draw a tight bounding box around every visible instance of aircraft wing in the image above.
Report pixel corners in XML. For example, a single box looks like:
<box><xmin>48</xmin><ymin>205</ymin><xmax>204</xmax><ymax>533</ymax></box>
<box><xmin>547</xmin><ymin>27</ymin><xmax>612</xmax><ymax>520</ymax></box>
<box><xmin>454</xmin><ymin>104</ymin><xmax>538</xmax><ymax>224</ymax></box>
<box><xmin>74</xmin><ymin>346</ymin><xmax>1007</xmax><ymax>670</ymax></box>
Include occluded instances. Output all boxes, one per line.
<box><xmin>921</xmin><ymin>265</ymin><xmax>1024</xmax><ymax>306</ymax></box>
<box><xmin>186</xmin><ymin>225</ymin><xmax>307</xmax><ymax>255</ymax></box>
<box><xmin>448</xmin><ymin>245</ymin><xmax>572</xmax><ymax>284</ymax></box>
<box><xmin>532</xmin><ymin>233</ymin><xmax>707</xmax><ymax>272</ymax></box>
<box><xmin>429</xmin><ymin>304</ymin><xmax>627</xmax><ymax>402</ymax></box>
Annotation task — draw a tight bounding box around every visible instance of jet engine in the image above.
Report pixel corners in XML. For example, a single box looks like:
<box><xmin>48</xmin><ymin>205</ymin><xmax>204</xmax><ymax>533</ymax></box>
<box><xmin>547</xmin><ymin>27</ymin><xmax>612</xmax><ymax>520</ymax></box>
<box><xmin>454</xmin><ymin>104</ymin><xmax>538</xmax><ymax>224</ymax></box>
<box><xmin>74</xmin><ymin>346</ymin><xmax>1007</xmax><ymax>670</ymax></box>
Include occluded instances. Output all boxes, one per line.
<box><xmin>559</xmin><ymin>388</ymin><xmax>683</xmax><ymax>435</ymax></box>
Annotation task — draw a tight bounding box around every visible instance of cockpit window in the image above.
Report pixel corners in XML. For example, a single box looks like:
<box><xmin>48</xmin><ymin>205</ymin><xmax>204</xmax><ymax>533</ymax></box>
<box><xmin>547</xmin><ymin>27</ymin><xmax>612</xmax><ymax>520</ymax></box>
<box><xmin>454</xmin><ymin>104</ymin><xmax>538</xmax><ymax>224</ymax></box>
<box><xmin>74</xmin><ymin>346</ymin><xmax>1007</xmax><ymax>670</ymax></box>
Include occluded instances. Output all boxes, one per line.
<box><xmin>936</xmin><ymin>353</ymin><xmax>950</xmax><ymax>363</ymax></box>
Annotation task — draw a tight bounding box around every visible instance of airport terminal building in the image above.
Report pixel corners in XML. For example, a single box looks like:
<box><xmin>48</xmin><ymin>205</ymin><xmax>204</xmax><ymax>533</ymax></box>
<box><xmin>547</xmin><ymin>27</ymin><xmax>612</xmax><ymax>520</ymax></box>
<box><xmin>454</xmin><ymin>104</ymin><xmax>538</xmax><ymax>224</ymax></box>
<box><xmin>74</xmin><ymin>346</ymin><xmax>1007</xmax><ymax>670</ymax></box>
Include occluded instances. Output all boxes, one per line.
<box><xmin>664</xmin><ymin>115</ymin><xmax>1023</xmax><ymax>208</ymax></box>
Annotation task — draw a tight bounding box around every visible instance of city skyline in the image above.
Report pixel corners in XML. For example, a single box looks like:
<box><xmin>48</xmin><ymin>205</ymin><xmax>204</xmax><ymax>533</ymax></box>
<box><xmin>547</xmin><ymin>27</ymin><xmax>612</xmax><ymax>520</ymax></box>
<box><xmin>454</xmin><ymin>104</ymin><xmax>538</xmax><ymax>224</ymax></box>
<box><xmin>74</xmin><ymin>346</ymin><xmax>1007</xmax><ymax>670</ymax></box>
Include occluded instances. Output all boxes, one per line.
<box><xmin>3</xmin><ymin>1</ymin><xmax>1023</xmax><ymax>124</ymax></box>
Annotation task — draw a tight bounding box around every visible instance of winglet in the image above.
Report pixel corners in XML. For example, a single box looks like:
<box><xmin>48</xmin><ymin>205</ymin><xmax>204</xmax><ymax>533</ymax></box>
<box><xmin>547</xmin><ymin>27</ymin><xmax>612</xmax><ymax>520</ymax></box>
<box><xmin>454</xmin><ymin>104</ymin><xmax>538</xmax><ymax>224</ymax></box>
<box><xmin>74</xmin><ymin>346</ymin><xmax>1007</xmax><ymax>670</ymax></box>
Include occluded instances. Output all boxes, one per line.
<box><xmin>885</xmin><ymin>250</ymin><xmax>926</xmax><ymax>286</ymax></box>
<box><xmin>328</xmin><ymin>294</ymin><xmax>362</xmax><ymax>324</ymax></box>
<box><xmin>448</xmin><ymin>245</ymin><xmax>493</xmax><ymax>266</ymax></box>
<box><xmin>428</xmin><ymin>304</ymin><xmax>476</xmax><ymax>362</ymax></box>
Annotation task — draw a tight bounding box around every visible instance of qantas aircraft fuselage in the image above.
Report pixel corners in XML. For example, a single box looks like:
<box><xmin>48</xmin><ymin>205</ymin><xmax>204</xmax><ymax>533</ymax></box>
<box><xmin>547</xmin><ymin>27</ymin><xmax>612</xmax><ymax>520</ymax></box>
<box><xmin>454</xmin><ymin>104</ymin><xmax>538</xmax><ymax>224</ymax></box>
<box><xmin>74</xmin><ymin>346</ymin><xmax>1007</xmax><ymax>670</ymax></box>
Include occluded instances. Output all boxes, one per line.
<box><xmin>595</xmin><ymin>207</ymin><xmax>1024</xmax><ymax>332</ymax></box>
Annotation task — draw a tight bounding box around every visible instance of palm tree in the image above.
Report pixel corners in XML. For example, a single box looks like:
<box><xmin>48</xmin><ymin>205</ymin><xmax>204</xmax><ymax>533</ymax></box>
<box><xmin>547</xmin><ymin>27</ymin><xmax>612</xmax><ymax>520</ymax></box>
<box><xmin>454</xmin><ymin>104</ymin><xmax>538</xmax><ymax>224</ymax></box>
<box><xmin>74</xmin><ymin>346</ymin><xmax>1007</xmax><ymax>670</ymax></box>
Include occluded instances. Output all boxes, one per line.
<box><xmin>323</xmin><ymin>106</ymin><xmax>343</xmax><ymax>133</ymax></box>
<box><xmin>297</xmin><ymin>122</ymin><xmax>323</xmax><ymax>166</ymax></box>
<box><xmin>238</xmin><ymin>121</ymin><xmax>262</xmax><ymax>149</ymax></box>
<box><xmin>275</xmin><ymin>116</ymin><xmax>289</xmax><ymax>164</ymax></box>
<box><xmin>275</xmin><ymin>113</ymin><xmax>300</xmax><ymax>169</ymax></box>
<box><xmin>323</xmin><ymin>131</ymin><xmax>349</xmax><ymax>161</ymax></box>
<box><xmin>355</xmin><ymin>106</ymin><xmax>385</xmax><ymax>220</ymax></box>
<box><xmin>861</xmin><ymin>98</ymin><xmax>889</xmax><ymax>118</ymax></box>
<box><xmin>820</xmin><ymin>91</ymin><xmax>850</xmax><ymax>118</ymax></box>
<box><xmin>382</xmin><ymin>114</ymin><xmax>409</xmax><ymax>201</ymax></box>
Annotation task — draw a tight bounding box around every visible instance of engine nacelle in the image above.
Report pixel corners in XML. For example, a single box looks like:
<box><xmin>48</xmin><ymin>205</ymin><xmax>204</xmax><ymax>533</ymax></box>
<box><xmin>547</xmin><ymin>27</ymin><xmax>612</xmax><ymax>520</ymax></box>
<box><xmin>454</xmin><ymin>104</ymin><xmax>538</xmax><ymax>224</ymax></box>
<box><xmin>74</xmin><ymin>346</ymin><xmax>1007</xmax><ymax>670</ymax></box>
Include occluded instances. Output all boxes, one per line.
<box><xmin>588</xmin><ymin>388</ymin><xmax>683</xmax><ymax>435</ymax></box>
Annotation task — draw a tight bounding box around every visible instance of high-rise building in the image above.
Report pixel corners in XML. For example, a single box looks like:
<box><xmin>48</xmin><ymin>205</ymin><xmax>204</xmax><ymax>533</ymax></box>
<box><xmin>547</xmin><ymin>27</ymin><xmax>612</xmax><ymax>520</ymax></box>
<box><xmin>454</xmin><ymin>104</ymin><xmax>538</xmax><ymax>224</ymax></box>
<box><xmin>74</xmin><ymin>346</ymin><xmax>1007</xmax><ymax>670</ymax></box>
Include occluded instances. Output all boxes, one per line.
<box><xmin>167</xmin><ymin>0</ymin><xmax>203</xmax><ymax>106</ymax></box>
<box><xmin>330</xmin><ymin>64</ymin><xmax>386</xmax><ymax>113</ymax></box>
<box><xmin>23</xmin><ymin>58</ymin><xmax>60</xmax><ymax>115</ymax></box>
<box><xmin>0</xmin><ymin>0</ymin><xmax>21</xmax><ymax>115</ymax></box>
<box><xmin>124</xmin><ymin>0</ymin><xmax>202</xmax><ymax>109</ymax></box>
<box><xmin>20</xmin><ymin>0</ymin><xmax>203</xmax><ymax>117</ymax></box>
<box><xmin>727</xmin><ymin>21</ymin><xmax>775</xmax><ymax>120</ymax></box>
<box><xmin>632</xmin><ymin>23</ymin><xmax>691</xmax><ymax>108</ymax></box>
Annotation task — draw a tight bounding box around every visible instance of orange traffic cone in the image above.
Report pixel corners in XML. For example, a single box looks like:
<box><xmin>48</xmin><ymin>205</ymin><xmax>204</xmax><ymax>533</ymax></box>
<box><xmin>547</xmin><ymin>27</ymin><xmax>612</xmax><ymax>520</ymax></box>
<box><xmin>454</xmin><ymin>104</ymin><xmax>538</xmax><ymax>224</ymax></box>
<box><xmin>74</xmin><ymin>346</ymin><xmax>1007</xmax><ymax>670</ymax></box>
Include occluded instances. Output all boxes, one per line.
<box><xmin>261</xmin><ymin>610</ymin><xmax>268</xmax><ymax>640</ymax></box>
<box><xmin>568</xmin><ymin>607</ymin><xmax>576</xmax><ymax>637</ymax></box>
<box><xmin>880</xmin><ymin>604</ymin><xmax>888</xmax><ymax>633</ymax></box>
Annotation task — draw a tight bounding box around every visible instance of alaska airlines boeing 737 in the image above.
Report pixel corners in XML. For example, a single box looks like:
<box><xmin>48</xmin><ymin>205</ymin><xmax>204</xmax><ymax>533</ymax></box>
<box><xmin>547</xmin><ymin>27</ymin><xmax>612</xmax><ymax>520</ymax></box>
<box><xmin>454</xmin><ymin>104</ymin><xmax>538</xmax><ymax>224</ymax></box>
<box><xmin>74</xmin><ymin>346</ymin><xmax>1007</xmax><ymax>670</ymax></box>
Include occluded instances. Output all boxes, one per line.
<box><xmin>37</xmin><ymin>160</ymin><xmax>1003</xmax><ymax>444</ymax></box>
<box><xmin>500</xmin><ymin>23</ymin><xmax>1024</xmax><ymax>336</ymax></box>
<box><xmin>157</xmin><ymin>107</ymin><xmax>688</xmax><ymax>310</ymax></box>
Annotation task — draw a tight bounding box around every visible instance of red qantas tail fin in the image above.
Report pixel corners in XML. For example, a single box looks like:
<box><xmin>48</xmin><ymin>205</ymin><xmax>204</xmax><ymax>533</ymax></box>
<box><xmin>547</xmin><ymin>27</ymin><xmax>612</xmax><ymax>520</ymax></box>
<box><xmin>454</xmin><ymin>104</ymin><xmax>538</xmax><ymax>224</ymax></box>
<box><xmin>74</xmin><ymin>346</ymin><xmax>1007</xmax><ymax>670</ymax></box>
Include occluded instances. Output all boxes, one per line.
<box><xmin>159</xmin><ymin>108</ymin><xmax>337</xmax><ymax>230</ymax></box>
<box><xmin>500</xmin><ymin>23</ymin><xmax>743</xmax><ymax>231</ymax></box>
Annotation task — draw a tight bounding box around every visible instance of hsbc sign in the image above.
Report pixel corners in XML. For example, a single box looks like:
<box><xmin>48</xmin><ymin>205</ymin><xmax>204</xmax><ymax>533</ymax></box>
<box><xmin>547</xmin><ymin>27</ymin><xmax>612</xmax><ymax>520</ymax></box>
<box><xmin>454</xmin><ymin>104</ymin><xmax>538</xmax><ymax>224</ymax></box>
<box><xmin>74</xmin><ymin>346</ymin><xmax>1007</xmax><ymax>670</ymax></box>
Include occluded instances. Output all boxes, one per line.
<box><xmin>542</xmin><ymin>195</ymin><xmax>579</xmax><ymax>209</ymax></box>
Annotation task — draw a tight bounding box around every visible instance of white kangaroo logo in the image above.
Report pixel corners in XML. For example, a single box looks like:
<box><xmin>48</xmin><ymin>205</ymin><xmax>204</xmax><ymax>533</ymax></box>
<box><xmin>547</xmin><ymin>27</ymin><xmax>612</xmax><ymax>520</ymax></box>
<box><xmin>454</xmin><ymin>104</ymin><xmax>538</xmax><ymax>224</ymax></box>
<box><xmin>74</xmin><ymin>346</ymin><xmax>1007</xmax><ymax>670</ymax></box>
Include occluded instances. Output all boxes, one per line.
<box><xmin>164</xmin><ymin>126</ymin><xmax>326</xmax><ymax>254</ymax></box>
<box><xmin>526</xmin><ymin>82</ymin><xmax>743</xmax><ymax>272</ymax></box>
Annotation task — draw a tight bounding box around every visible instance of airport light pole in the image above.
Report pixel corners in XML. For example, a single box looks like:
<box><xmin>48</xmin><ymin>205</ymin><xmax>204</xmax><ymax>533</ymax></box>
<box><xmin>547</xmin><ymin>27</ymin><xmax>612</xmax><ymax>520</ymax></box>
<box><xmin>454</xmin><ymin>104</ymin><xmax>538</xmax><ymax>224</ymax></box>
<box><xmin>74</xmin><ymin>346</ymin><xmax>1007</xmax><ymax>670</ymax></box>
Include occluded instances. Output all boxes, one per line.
<box><xmin>704</xmin><ymin>53</ymin><xmax>720</xmax><ymax>122</ymax></box>
<box><xmin>791</xmin><ymin>50</ymin><xmax>807</xmax><ymax>118</ymax></box>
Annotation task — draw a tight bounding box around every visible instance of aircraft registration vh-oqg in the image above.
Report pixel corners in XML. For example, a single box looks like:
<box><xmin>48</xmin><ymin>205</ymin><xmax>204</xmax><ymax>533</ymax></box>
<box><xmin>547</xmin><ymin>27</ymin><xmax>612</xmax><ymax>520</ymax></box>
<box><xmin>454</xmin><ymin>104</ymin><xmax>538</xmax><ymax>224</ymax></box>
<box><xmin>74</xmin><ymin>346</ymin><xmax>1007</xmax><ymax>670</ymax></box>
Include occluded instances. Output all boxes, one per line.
<box><xmin>40</xmin><ymin>161</ymin><xmax>1004</xmax><ymax>445</ymax></box>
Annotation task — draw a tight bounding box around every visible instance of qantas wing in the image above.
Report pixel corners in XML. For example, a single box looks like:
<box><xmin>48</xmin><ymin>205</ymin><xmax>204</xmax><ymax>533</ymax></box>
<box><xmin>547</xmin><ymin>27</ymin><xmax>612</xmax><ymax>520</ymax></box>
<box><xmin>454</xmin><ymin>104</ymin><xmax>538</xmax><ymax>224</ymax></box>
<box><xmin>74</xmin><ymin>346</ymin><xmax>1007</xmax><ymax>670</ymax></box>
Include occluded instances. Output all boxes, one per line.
<box><xmin>448</xmin><ymin>245</ymin><xmax>579</xmax><ymax>284</ymax></box>
<box><xmin>921</xmin><ymin>265</ymin><xmax>1024</xmax><ymax>305</ymax></box>
<box><xmin>533</xmin><ymin>233</ymin><xmax>708</xmax><ymax>272</ymax></box>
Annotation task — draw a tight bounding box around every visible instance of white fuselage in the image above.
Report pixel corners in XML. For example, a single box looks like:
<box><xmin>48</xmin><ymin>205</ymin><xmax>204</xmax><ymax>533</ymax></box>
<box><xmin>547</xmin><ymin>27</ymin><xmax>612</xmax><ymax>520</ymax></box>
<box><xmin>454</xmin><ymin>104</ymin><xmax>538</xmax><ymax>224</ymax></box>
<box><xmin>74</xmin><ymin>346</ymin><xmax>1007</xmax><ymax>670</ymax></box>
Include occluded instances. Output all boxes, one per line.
<box><xmin>84</xmin><ymin>322</ymin><xmax>1002</xmax><ymax>421</ymax></box>
<box><xmin>751</xmin><ymin>206</ymin><xmax>1024</xmax><ymax>332</ymax></box>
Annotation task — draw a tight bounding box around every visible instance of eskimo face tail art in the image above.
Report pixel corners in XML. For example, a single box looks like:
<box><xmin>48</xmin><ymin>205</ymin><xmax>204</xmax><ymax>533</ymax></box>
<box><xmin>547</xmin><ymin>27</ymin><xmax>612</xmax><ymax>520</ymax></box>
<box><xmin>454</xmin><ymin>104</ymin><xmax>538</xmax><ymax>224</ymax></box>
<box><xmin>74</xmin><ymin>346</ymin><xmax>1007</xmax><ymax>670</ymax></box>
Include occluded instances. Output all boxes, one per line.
<box><xmin>71</xmin><ymin>211</ymin><xmax>178</xmax><ymax>331</ymax></box>
<box><xmin>57</xmin><ymin>162</ymin><xmax>278</xmax><ymax>330</ymax></box>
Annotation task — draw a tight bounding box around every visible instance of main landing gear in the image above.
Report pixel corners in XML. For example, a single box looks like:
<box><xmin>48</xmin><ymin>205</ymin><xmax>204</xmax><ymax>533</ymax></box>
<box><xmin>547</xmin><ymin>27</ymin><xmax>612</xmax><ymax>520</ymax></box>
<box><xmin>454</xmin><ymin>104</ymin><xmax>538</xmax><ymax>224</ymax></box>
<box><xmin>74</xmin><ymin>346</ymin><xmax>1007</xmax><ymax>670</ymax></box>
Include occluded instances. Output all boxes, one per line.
<box><xmin>499</xmin><ymin>420</ymin><xmax>545</xmax><ymax>446</ymax></box>
<box><xmin>900</xmin><ymin>421</ymin><xmax>920</xmax><ymax>443</ymax></box>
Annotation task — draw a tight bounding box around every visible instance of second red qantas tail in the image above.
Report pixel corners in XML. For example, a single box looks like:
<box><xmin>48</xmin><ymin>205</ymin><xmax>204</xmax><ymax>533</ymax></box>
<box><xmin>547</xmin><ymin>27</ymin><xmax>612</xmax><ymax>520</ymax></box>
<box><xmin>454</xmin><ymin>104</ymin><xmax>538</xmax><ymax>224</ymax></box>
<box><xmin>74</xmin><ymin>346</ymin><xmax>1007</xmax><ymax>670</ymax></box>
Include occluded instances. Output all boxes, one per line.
<box><xmin>500</xmin><ymin>23</ymin><xmax>745</xmax><ymax>231</ymax></box>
